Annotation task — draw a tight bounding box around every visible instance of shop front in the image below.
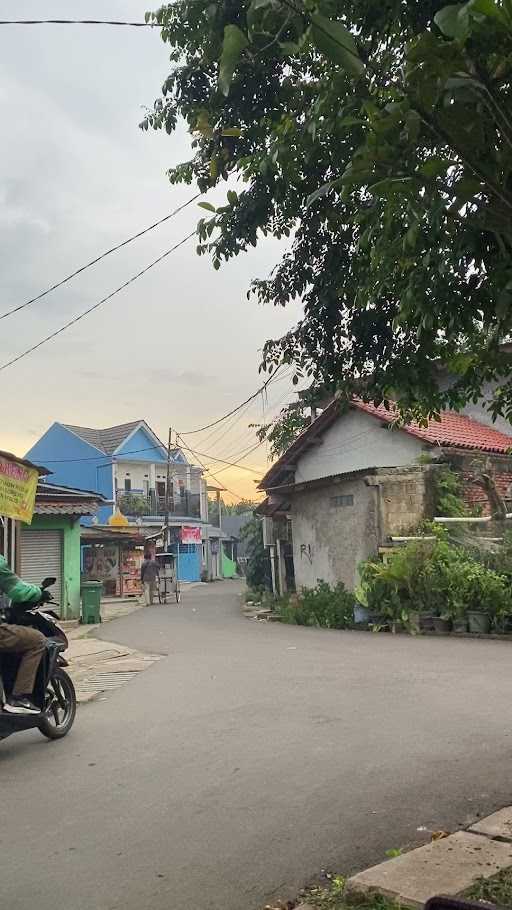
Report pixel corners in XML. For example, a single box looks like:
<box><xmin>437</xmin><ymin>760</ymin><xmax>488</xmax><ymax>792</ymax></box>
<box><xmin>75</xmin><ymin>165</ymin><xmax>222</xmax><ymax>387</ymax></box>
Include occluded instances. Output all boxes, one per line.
<box><xmin>81</xmin><ymin>528</ymin><xmax>145</xmax><ymax>597</ymax></box>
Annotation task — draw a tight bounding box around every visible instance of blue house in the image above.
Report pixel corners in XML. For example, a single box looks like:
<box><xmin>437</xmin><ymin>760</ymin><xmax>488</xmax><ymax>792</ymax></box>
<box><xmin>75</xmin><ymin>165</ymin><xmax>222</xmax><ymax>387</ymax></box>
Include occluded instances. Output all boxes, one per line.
<box><xmin>26</xmin><ymin>420</ymin><xmax>208</xmax><ymax>582</ymax></box>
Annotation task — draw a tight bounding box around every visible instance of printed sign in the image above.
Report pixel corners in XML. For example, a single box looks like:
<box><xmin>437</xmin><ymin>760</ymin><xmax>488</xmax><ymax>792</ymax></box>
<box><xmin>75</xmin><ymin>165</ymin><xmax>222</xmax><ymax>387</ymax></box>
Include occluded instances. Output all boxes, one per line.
<box><xmin>181</xmin><ymin>525</ymin><xmax>201</xmax><ymax>544</ymax></box>
<box><xmin>0</xmin><ymin>454</ymin><xmax>39</xmax><ymax>523</ymax></box>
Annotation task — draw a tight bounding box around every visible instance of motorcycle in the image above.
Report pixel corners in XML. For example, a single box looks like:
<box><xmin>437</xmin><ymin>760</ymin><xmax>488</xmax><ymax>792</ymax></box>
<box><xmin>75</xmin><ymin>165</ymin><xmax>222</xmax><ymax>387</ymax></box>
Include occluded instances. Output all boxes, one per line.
<box><xmin>0</xmin><ymin>576</ymin><xmax>76</xmax><ymax>742</ymax></box>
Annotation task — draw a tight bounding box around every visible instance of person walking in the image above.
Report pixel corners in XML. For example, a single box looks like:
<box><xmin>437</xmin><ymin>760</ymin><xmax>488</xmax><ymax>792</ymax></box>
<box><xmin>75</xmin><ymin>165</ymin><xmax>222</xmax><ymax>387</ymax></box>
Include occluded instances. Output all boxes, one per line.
<box><xmin>140</xmin><ymin>551</ymin><xmax>159</xmax><ymax>606</ymax></box>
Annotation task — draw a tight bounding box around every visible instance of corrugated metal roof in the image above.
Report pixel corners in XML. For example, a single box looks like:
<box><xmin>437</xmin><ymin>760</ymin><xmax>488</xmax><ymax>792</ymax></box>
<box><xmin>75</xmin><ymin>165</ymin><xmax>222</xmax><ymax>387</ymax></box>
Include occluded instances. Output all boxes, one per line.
<box><xmin>34</xmin><ymin>502</ymin><xmax>98</xmax><ymax>516</ymax></box>
<box><xmin>37</xmin><ymin>481</ymin><xmax>106</xmax><ymax>500</ymax></box>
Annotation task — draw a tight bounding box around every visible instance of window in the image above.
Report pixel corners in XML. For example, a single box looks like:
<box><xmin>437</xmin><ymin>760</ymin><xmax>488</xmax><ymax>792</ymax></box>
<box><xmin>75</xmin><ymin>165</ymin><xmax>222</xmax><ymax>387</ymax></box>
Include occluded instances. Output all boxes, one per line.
<box><xmin>124</xmin><ymin>478</ymin><xmax>131</xmax><ymax>492</ymax></box>
<box><xmin>156</xmin><ymin>481</ymin><xmax>166</xmax><ymax>498</ymax></box>
<box><xmin>330</xmin><ymin>494</ymin><xmax>354</xmax><ymax>508</ymax></box>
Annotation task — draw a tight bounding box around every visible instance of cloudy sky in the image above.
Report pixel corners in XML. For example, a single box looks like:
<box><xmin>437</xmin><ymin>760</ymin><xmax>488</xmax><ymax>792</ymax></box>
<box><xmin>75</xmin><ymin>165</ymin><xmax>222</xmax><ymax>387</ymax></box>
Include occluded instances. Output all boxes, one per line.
<box><xmin>0</xmin><ymin>0</ymin><xmax>299</xmax><ymax>499</ymax></box>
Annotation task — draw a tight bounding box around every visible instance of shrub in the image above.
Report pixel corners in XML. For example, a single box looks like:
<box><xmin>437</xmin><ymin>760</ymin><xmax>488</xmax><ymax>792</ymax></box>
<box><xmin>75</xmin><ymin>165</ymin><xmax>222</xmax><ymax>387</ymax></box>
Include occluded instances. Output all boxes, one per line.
<box><xmin>357</xmin><ymin>538</ymin><xmax>512</xmax><ymax>626</ymax></box>
<box><xmin>278</xmin><ymin>581</ymin><xmax>354</xmax><ymax>629</ymax></box>
<box><xmin>117</xmin><ymin>493</ymin><xmax>148</xmax><ymax>516</ymax></box>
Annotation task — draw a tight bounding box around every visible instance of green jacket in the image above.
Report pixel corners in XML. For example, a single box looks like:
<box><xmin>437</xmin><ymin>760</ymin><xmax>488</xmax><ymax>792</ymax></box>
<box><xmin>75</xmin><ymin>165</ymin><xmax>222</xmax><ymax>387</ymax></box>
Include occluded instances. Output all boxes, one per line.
<box><xmin>0</xmin><ymin>555</ymin><xmax>41</xmax><ymax>604</ymax></box>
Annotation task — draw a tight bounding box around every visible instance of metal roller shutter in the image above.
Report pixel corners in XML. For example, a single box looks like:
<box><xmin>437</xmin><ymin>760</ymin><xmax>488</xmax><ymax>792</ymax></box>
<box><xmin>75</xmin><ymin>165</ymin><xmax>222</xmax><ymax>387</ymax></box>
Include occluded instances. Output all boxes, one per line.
<box><xmin>20</xmin><ymin>529</ymin><xmax>63</xmax><ymax>612</ymax></box>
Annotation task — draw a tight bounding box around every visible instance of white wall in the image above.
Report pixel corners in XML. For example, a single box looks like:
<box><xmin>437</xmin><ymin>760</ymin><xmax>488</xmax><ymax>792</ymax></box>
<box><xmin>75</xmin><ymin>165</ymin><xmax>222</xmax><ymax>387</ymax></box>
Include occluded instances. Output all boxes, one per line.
<box><xmin>295</xmin><ymin>409</ymin><xmax>425</xmax><ymax>484</ymax></box>
<box><xmin>114</xmin><ymin>461</ymin><xmax>202</xmax><ymax>495</ymax></box>
<box><xmin>115</xmin><ymin>461</ymin><xmax>153</xmax><ymax>492</ymax></box>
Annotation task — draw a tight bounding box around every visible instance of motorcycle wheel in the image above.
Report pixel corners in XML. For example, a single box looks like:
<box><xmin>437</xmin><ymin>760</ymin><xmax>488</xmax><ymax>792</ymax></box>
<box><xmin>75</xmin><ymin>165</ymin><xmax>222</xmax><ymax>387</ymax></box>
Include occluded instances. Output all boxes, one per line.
<box><xmin>38</xmin><ymin>668</ymin><xmax>76</xmax><ymax>740</ymax></box>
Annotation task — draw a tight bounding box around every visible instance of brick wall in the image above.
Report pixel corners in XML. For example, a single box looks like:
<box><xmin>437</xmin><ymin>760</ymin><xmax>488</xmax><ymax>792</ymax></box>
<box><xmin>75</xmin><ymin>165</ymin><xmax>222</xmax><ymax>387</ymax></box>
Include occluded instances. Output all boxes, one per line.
<box><xmin>445</xmin><ymin>450</ymin><xmax>512</xmax><ymax>515</ymax></box>
<box><xmin>376</xmin><ymin>467</ymin><xmax>435</xmax><ymax>537</ymax></box>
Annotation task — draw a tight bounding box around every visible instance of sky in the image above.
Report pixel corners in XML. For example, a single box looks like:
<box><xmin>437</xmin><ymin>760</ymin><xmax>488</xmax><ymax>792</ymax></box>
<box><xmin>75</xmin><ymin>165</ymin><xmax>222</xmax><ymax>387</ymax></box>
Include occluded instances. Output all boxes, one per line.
<box><xmin>0</xmin><ymin>1</ymin><xmax>300</xmax><ymax>501</ymax></box>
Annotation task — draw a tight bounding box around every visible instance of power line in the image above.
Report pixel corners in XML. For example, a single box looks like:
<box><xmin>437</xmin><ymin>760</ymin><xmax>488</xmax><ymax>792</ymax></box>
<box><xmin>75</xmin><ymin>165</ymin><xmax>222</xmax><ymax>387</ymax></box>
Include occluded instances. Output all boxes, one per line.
<box><xmin>0</xmin><ymin>19</ymin><xmax>159</xmax><ymax>27</ymax></box>
<box><xmin>36</xmin><ymin>443</ymin><xmax>164</xmax><ymax>464</ymax></box>
<box><xmin>0</xmin><ymin>230</ymin><xmax>196</xmax><ymax>373</ymax></box>
<box><xmin>0</xmin><ymin>194</ymin><xmax>201</xmax><ymax>321</ymax></box>
<box><xmin>205</xmin><ymin>384</ymin><xmax>292</xmax><ymax>465</ymax></box>
<box><xmin>176</xmin><ymin>435</ymin><xmax>248</xmax><ymax>502</ymax></box>
<box><xmin>28</xmin><ymin>424</ymin><xmax>264</xmax><ymax>469</ymax></box>
<box><xmin>177</xmin><ymin>442</ymin><xmax>263</xmax><ymax>474</ymax></box>
<box><xmin>197</xmin><ymin>398</ymin><xmax>256</xmax><ymax>453</ymax></box>
<box><xmin>195</xmin><ymin>370</ymin><xmax>292</xmax><ymax>454</ymax></box>
<box><xmin>179</xmin><ymin>368</ymin><xmax>284</xmax><ymax>435</ymax></box>
<box><xmin>204</xmin><ymin>441</ymin><xmax>266</xmax><ymax>477</ymax></box>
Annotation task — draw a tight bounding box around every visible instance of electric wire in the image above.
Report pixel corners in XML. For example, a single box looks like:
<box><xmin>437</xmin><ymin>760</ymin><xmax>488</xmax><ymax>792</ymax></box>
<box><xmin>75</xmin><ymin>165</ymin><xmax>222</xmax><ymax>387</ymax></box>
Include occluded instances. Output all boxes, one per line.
<box><xmin>0</xmin><ymin>194</ymin><xmax>201</xmax><ymax>321</ymax></box>
<box><xmin>0</xmin><ymin>231</ymin><xmax>196</xmax><ymax>373</ymax></box>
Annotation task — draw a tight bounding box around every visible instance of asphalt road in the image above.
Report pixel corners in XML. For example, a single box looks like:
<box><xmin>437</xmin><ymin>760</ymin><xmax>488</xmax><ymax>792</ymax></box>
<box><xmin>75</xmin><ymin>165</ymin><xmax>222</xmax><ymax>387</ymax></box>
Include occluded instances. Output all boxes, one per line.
<box><xmin>3</xmin><ymin>581</ymin><xmax>512</xmax><ymax>910</ymax></box>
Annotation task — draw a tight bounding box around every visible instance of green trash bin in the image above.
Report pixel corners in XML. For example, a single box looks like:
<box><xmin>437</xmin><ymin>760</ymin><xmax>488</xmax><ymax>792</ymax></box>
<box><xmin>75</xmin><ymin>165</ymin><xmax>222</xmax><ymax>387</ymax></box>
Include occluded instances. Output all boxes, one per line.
<box><xmin>80</xmin><ymin>580</ymin><xmax>103</xmax><ymax>624</ymax></box>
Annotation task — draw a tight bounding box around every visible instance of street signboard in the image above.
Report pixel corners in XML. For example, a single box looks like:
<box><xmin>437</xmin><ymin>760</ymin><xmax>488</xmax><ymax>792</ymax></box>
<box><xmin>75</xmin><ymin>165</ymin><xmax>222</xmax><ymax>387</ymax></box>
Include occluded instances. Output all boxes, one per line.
<box><xmin>0</xmin><ymin>453</ymin><xmax>38</xmax><ymax>523</ymax></box>
<box><xmin>181</xmin><ymin>526</ymin><xmax>201</xmax><ymax>544</ymax></box>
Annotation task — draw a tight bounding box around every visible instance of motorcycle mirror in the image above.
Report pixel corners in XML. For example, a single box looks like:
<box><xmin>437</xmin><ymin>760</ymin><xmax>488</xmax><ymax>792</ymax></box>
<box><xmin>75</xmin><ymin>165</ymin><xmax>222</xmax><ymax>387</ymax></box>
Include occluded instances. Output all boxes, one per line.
<box><xmin>41</xmin><ymin>577</ymin><xmax>56</xmax><ymax>589</ymax></box>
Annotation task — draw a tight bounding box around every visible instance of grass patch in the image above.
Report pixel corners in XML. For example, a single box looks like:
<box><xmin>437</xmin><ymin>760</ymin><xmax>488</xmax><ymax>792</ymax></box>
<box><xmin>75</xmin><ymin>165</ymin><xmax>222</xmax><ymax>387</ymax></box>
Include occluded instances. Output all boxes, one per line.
<box><xmin>466</xmin><ymin>866</ymin><xmax>512</xmax><ymax>907</ymax></box>
<box><xmin>299</xmin><ymin>876</ymin><xmax>404</xmax><ymax>910</ymax></box>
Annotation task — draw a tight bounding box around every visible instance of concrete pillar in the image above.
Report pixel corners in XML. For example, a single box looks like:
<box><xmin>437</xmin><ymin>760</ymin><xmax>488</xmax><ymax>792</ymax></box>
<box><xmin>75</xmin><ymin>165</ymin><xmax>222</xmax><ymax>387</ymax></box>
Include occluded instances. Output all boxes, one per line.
<box><xmin>269</xmin><ymin>545</ymin><xmax>277</xmax><ymax>596</ymax></box>
<box><xmin>200</xmin><ymin>478</ymin><xmax>209</xmax><ymax>522</ymax></box>
<box><xmin>276</xmin><ymin>539</ymin><xmax>287</xmax><ymax>596</ymax></box>
<box><xmin>149</xmin><ymin>463</ymin><xmax>157</xmax><ymax>494</ymax></box>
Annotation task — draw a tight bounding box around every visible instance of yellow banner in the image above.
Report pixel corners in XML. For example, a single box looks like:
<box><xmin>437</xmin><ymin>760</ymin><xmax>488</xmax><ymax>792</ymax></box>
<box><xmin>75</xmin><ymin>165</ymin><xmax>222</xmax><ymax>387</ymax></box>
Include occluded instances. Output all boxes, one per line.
<box><xmin>0</xmin><ymin>455</ymin><xmax>38</xmax><ymax>523</ymax></box>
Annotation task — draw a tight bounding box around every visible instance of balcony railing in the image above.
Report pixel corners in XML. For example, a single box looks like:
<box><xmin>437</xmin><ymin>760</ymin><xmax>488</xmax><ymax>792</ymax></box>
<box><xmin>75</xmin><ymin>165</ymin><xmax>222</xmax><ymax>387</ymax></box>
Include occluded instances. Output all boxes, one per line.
<box><xmin>117</xmin><ymin>491</ymin><xmax>201</xmax><ymax>519</ymax></box>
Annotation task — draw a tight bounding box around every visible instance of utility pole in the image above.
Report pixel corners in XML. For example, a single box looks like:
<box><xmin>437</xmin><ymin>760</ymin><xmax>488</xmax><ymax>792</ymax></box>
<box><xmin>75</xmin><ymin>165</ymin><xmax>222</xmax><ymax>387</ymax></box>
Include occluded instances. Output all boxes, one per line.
<box><xmin>216</xmin><ymin>488</ymin><xmax>222</xmax><ymax>532</ymax></box>
<box><xmin>164</xmin><ymin>427</ymin><xmax>172</xmax><ymax>552</ymax></box>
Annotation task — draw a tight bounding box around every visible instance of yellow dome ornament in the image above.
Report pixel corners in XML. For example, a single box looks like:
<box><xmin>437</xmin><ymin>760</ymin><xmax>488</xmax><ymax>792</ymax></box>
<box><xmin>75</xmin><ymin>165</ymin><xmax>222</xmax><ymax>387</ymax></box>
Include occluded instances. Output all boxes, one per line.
<box><xmin>108</xmin><ymin>508</ymin><xmax>129</xmax><ymax>527</ymax></box>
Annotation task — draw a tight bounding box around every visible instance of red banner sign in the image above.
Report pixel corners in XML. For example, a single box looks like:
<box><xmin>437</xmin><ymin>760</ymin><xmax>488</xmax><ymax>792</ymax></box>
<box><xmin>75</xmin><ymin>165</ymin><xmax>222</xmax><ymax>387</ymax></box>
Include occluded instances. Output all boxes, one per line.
<box><xmin>181</xmin><ymin>526</ymin><xmax>201</xmax><ymax>544</ymax></box>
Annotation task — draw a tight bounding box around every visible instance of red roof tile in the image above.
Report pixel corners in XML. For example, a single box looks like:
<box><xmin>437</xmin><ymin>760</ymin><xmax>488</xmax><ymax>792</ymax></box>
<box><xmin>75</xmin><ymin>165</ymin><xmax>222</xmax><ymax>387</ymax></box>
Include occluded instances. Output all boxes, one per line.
<box><xmin>353</xmin><ymin>400</ymin><xmax>512</xmax><ymax>454</ymax></box>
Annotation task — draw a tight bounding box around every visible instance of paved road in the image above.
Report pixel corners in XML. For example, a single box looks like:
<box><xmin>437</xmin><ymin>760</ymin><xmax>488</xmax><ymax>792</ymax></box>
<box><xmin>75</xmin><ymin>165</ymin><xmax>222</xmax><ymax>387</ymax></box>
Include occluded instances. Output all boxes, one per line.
<box><xmin>3</xmin><ymin>582</ymin><xmax>512</xmax><ymax>910</ymax></box>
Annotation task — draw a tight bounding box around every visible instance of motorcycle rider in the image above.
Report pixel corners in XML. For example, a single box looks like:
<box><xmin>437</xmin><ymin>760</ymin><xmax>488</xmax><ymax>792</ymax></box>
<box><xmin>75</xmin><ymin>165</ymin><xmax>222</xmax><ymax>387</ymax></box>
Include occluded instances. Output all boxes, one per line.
<box><xmin>0</xmin><ymin>554</ymin><xmax>49</xmax><ymax>715</ymax></box>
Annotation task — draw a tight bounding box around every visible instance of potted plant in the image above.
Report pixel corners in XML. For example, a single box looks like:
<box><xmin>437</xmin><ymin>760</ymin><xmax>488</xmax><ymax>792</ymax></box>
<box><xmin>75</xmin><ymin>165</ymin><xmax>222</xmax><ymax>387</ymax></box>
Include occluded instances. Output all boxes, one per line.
<box><xmin>464</xmin><ymin>564</ymin><xmax>504</xmax><ymax>635</ymax></box>
<box><xmin>452</xmin><ymin>615</ymin><xmax>468</xmax><ymax>634</ymax></box>
<box><xmin>432</xmin><ymin>613</ymin><xmax>452</xmax><ymax>633</ymax></box>
<box><xmin>467</xmin><ymin>610</ymin><xmax>490</xmax><ymax>633</ymax></box>
<box><xmin>419</xmin><ymin>613</ymin><xmax>435</xmax><ymax>632</ymax></box>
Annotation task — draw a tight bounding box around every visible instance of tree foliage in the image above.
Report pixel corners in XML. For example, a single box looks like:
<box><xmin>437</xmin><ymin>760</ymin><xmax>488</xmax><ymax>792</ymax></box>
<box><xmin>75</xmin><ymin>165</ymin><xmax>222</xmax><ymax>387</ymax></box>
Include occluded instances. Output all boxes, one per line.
<box><xmin>240</xmin><ymin>517</ymin><xmax>271</xmax><ymax>589</ymax></box>
<box><xmin>252</xmin><ymin>401</ymin><xmax>310</xmax><ymax>458</ymax></box>
<box><xmin>143</xmin><ymin>0</ymin><xmax>512</xmax><ymax>422</ymax></box>
<box><xmin>208</xmin><ymin>496</ymin><xmax>258</xmax><ymax>525</ymax></box>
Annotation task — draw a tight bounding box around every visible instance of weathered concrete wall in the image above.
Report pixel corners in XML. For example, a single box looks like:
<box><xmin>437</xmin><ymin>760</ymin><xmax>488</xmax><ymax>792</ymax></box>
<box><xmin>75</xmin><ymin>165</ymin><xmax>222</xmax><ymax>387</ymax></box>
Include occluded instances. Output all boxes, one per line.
<box><xmin>295</xmin><ymin>409</ymin><xmax>425</xmax><ymax>484</ymax></box>
<box><xmin>289</xmin><ymin>467</ymin><xmax>435</xmax><ymax>591</ymax></box>
<box><xmin>290</xmin><ymin>476</ymin><xmax>379</xmax><ymax>590</ymax></box>
<box><xmin>376</xmin><ymin>467</ymin><xmax>435</xmax><ymax>537</ymax></box>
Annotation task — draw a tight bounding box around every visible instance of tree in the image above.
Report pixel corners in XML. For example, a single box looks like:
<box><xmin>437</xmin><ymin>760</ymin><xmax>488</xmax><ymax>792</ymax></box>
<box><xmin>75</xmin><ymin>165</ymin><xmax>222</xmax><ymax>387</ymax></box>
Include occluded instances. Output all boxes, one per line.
<box><xmin>143</xmin><ymin>0</ymin><xmax>512</xmax><ymax>422</ymax></box>
<box><xmin>241</xmin><ymin>517</ymin><xmax>271</xmax><ymax>590</ymax></box>
<box><xmin>253</xmin><ymin>401</ymin><xmax>310</xmax><ymax>458</ymax></box>
<box><xmin>208</xmin><ymin>497</ymin><xmax>258</xmax><ymax>525</ymax></box>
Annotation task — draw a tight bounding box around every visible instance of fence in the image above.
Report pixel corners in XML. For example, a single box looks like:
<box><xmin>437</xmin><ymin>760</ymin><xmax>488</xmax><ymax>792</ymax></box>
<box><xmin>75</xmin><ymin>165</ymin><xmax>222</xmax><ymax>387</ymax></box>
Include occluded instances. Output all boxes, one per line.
<box><xmin>117</xmin><ymin>492</ymin><xmax>201</xmax><ymax>519</ymax></box>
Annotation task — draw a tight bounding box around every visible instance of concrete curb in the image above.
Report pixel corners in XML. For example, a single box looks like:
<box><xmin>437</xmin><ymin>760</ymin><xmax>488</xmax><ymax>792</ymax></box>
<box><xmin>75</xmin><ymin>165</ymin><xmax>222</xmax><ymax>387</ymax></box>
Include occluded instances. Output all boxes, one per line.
<box><xmin>346</xmin><ymin>808</ymin><xmax>512</xmax><ymax>908</ymax></box>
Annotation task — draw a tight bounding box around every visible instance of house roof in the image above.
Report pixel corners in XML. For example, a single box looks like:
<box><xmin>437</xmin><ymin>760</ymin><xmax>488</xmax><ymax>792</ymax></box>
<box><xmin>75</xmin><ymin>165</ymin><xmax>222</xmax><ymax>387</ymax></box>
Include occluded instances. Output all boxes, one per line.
<box><xmin>259</xmin><ymin>398</ymin><xmax>512</xmax><ymax>490</ymax></box>
<box><xmin>62</xmin><ymin>420</ymin><xmax>145</xmax><ymax>455</ymax></box>
<box><xmin>35</xmin><ymin>481</ymin><xmax>106</xmax><ymax>516</ymax></box>
<box><xmin>352</xmin><ymin>400</ymin><xmax>512</xmax><ymax>454</ymax></box>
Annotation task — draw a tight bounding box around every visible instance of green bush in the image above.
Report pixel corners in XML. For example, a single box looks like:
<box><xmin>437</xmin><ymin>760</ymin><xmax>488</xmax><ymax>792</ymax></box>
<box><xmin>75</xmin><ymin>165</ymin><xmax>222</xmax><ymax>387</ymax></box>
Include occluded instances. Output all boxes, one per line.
<box><xmin>278</xmin><ymin>581</ymin><xmax>354</xmax><ymax>629</ymax></box>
